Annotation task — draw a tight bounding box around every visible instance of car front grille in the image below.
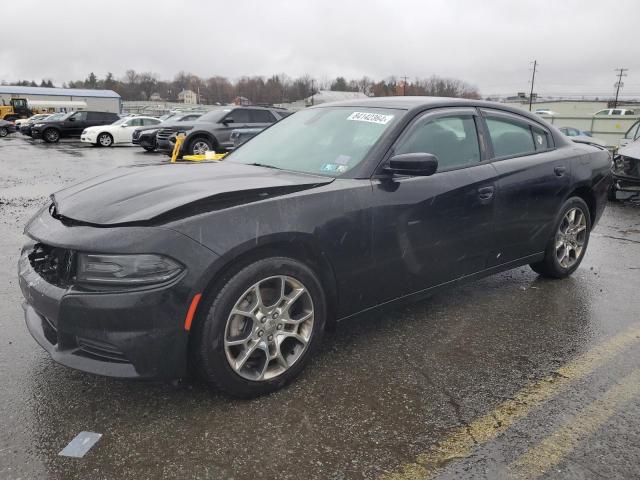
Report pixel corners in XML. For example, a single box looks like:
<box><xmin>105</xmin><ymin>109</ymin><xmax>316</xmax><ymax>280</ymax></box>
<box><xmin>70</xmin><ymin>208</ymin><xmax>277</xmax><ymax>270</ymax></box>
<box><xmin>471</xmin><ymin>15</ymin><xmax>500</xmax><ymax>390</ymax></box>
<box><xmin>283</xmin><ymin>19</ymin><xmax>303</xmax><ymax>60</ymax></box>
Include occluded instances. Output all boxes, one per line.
<box><xmin>28</xmin><ymin>243</ymin><xmax>75</xmax><ymax>288</ymax></box>
<box><xmin>76</xmin><ymin>337</ymin><xmax>130</xmax><ymax>363</ymax></box>
<box><xmin>156</xmin><ymin>128</ymin><xmax>176</xmax><ymax>141</ymax></box>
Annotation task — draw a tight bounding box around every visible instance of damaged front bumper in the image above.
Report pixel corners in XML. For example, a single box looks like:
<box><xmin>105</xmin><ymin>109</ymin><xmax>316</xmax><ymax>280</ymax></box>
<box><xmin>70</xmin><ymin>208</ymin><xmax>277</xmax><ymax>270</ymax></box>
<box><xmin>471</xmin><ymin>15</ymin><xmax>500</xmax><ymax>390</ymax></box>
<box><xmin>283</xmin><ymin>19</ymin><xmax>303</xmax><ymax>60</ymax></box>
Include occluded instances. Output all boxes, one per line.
<box><xmin>611</xmin><ymin>152</ymin><xmax>640</xmax><ymax>201</ymax></box>
<box><xmin>18</xmin><ymin>205</ymin><xmax>219</xmax><ymax>379</ymax></box>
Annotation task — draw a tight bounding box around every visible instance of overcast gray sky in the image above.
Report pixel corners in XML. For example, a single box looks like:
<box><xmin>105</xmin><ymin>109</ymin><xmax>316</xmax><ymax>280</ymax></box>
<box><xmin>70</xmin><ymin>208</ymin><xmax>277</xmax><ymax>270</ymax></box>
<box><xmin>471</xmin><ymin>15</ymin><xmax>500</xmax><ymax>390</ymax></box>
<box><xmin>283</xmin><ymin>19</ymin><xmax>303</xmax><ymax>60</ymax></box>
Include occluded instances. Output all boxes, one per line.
<box><xmin>2</xmin><ymin>0</ymin><xmax>639</xmax><ymax>98</ymax></box>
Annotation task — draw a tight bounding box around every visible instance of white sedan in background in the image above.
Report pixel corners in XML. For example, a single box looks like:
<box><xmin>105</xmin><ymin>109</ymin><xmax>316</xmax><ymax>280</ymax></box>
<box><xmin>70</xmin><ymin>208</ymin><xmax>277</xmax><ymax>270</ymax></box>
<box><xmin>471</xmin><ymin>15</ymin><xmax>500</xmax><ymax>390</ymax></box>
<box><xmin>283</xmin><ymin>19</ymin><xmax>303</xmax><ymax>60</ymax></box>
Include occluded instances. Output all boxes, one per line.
<box><xmin>81</xmin><ymin>116</ymin><xmax>161</xmax><ymax>147</ymax></box>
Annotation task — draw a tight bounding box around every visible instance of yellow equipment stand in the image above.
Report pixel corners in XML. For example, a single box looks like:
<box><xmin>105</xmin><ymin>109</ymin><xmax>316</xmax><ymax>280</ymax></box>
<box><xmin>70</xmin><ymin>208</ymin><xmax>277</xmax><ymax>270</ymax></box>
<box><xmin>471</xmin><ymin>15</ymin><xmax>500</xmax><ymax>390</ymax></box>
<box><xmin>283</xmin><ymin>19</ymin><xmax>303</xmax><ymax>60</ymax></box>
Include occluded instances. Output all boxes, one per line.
<box><xmin>170</xmin><ymin>133</ymin><xmax>226</xmax><ymax>162</ymax></box>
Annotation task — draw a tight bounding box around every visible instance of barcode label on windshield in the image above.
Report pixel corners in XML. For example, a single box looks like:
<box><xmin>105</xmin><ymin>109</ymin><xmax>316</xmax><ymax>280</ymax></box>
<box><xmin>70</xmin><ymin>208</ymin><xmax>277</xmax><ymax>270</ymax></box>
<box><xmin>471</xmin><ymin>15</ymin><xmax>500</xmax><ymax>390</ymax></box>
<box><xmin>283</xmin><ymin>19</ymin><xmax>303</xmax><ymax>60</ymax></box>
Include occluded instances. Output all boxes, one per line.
<box><xmin>347</xmin><ymin>112</ymin><xmax>394</xmax><ymax>125</ymax></box>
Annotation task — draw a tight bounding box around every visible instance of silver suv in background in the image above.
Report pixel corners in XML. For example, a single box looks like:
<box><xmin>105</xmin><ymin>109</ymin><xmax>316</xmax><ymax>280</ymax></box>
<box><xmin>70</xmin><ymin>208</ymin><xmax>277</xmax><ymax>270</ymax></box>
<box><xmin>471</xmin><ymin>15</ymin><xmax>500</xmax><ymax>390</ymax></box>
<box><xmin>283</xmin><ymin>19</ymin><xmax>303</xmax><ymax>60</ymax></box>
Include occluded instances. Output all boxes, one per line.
<box><xmin>158</xmin><ymin>106</ymin><xmax>289</xmax><ymax>156</ymax></box>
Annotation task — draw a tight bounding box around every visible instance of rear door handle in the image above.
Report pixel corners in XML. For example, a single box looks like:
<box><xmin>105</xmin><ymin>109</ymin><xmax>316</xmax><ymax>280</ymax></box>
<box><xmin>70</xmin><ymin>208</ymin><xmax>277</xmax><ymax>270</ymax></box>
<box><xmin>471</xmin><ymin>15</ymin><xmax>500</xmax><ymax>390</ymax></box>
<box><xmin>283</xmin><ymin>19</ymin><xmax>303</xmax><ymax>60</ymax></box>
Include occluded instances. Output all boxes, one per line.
<box><xmin>554</xmin><ymin>166</ymin><xmax>566</xmax><ymax>176</ymax></box>
<box><xmin>478</xmin><ymin>186</ymin><xmax>495</xmax><ymax>201</ymax></box>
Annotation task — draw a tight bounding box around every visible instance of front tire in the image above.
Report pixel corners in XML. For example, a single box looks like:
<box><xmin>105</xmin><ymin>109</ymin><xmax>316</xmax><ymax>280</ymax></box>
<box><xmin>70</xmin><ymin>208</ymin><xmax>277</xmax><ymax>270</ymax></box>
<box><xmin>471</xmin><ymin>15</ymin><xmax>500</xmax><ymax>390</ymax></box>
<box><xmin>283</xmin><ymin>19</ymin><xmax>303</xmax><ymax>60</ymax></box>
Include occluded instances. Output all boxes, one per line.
<box><xmin>97</xmin><ymin>132</ymin><xmax>113</xmax><ymax>147</ymax></box>
<box><xmin>192</xmin><ymin>257</ymin><xmax>326</xmax><ymax>397</ymax></box>
<box><xmin>43</xmin><ymin>128</ymin><xmax>60</xmax><ymax>143</ymax></box>
<box><xmin>0</xmin><ymin>127</ymin><xmax>8</xmax><ymax>137</ymax></box>
<box><xmin>188</xmin><ymin>137</ymin><xmax>213</xmax><ymax>155</ymax></box>
<box><xmin>142</xmin><ymin>145</ymin><xmax>155</xmax><ymax>152</ymax></box>
<box><xmin>530</xmin><ymin>197</ymin><xmax>591</xmax><ymax>278</ymax></box>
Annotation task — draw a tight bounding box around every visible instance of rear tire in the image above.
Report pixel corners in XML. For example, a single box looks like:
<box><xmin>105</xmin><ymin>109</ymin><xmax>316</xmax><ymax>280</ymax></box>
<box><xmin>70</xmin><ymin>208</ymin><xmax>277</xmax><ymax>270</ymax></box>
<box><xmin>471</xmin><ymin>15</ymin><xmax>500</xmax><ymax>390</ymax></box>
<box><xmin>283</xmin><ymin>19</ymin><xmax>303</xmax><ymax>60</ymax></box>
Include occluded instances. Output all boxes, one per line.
<box><xmin>192</xmin><ymin>257</ymin><xmax>326</xmax><ymax>398</ymax></box>
<box><xmin>530</xmin><ymin>197</ymin><xmax>591</xmax><ymax>278</ymax></box>
<box><xmin>43</xmin><ymin>128</ymin><xmax>60</xmax><ymax>143</ymax></box>
<box><xmin>97</xmin><ymin>132</ymin><xmax>113</xmax><ymax>147</ymax></box>
<box><xmin>0</xmin><ymin>127</ymin><xmax>8</xmax><ymax>137</ymax></box>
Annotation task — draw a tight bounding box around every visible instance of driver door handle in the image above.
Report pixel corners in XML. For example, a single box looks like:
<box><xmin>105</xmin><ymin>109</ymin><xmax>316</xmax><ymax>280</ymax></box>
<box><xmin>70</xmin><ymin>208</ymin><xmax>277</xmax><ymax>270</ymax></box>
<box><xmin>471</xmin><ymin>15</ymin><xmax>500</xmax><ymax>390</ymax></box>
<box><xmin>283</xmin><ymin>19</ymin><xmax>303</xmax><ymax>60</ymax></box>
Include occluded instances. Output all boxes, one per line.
<box><xmin>554</xmin><ymin>166</ymin><xmax>566</xmax><ymax>176</ymax></box>
<box><xmin>478</xmin><ymin>186</ymin><xmax>495</xmax><ymax>201</ymax></box>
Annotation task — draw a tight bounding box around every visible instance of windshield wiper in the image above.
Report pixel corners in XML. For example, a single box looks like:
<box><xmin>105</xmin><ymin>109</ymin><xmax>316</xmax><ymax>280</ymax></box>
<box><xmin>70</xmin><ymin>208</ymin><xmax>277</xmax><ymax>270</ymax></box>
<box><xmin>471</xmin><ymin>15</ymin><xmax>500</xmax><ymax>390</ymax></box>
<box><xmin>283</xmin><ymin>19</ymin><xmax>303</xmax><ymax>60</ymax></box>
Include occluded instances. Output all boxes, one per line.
<box><xmin>247</xmin><ymin>162</ymin><xmax>282</xmax><ymax>170</ymax></box>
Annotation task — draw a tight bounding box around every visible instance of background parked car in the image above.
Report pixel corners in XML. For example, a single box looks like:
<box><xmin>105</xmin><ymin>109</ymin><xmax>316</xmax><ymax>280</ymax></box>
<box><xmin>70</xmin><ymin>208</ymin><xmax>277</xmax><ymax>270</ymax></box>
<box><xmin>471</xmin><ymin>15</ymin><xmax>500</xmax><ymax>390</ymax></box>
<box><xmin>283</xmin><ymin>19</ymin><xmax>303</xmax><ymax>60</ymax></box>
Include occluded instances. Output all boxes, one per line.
<box><xmin>81</xmin><ymin>116</ymin><xmax>161</xmax><ymax>147</ymax></box>
<box><xmin>31</xmin><ymin>111</ymin><xmax>120</xmax><ymax>143</ymax></box>
<box><xmin>619</xmin><ymin>119</ymin><xmax>640</xmax><ymax>149</ymax></box>
<box><xmin>534</xmin><ymin>108</ymin><xmax>557</xmax><ymax>116</ymax></box>
<box><xmin>132</xmin><ymin>112</ymin><xmax>203</xmax><ymax>152</ymax></box>
<box><xmin>20</xmin><ymin>113</ymin><xmax>64</xmax><ymax>137</ymax></box>
<box><xmin>594</xmin><ymin>108</ymin><xmax>636</xmax><ymax>116</ymax></box>
<box><xmin>0</xmin><ymin>119</ymin><xmax>17</xmax><ymax>137</ymax></box>
<box><xmin>158</xmin><ymin>106</ymin><xmax>289</xmax><ymax>156</ymax></box>
<box><xmin>559</xmin><ymin>126</ymin><xmax>606</xmax><ymax>146</ymax></box>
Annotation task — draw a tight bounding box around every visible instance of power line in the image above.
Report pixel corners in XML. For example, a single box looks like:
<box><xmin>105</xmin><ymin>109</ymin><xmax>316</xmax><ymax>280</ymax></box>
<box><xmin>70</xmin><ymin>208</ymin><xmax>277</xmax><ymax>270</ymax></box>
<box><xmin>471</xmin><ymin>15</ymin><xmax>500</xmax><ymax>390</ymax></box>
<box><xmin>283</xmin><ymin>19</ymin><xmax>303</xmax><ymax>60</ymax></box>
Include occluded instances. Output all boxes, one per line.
<box><xmin>613</xmin><ymin>67</ymin><xmax>628</xmax><ymax>108</ymax></box>
<box><xmin>528</xmin><ymin>60</ymin><xmax>537</xmax><ymax>111</ymax></box>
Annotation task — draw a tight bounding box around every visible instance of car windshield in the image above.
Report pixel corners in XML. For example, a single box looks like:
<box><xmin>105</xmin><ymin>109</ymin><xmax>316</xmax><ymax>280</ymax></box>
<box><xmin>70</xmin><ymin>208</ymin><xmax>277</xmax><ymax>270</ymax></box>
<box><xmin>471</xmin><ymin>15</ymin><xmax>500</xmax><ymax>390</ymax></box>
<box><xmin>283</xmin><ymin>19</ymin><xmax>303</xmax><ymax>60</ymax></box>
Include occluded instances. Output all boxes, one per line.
<box><xmin>227</xmin><ymin>107</ymin><xmax>402</xmax><ymax>176</ymax></box>
<box><xmin>44</xmin><ymin>113</ymin><xmax>65</xmax><ymax>121</ymax></box>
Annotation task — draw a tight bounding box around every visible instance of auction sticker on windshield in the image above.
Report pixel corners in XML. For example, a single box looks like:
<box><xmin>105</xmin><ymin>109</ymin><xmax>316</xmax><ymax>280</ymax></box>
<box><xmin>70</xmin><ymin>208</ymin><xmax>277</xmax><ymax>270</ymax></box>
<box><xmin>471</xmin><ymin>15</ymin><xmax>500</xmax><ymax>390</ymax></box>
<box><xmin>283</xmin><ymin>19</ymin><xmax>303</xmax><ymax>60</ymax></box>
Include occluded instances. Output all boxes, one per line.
<box><xmin>347</xmin><ymin>112</ymin><xmax>394</xmax><ymax>124</ymax></box>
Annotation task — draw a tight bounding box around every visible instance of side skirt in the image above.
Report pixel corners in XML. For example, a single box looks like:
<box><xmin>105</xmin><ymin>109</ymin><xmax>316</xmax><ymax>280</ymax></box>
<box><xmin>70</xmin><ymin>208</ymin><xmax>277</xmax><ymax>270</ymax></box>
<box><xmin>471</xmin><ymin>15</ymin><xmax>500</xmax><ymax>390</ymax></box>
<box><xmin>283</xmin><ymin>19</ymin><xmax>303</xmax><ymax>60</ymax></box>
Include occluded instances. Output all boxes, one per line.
<box><xmin>337</xmin><ymin>252</ymin><xmax>545</xmax><ymax>322</ymax></box>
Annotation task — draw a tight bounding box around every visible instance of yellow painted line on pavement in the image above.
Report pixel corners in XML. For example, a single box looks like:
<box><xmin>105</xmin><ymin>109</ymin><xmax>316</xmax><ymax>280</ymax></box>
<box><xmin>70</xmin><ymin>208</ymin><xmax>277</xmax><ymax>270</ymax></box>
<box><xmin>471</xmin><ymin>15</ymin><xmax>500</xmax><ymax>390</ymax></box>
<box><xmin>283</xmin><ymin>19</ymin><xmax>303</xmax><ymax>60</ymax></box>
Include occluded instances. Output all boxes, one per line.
<box><xmin>380</xmin><ymin>324</ymin><xmax>640</xmax><ymax>480</ymax></box>
<box><xmin>510</xmin><ymin>367</ymin><xmax>640</xmax><ymax>479</ymax></box>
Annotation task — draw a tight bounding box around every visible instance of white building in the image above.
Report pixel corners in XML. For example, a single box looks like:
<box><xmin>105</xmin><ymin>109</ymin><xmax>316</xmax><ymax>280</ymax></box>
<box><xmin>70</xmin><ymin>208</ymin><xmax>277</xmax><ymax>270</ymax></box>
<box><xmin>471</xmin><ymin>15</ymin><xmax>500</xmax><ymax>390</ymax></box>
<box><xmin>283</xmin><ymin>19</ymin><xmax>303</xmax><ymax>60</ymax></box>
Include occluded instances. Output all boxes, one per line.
<box><xmin>178</xmin><ymin>89</ymin><xmax>198</xmax><ymax>105</ymax></box>
<box><xmin>0</xmin><ymin>86</ymin><xmax>121</xmax><ymax>113</ymax></box>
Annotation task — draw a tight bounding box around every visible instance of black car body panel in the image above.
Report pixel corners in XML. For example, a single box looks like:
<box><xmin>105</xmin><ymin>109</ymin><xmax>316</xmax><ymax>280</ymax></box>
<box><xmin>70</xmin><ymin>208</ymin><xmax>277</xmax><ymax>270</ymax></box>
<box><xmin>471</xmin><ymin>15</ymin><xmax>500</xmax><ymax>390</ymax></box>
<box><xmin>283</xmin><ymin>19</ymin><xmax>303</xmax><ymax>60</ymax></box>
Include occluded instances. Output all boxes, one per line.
<box><xmin>19</xmin><ymin>97</ymin><xmax>613</xmax><ymax>379</ymax></box>
<box><xmin>51</xmin><ymin>162</ymin><xmax>333</xmax><ymax>225</ymax></box>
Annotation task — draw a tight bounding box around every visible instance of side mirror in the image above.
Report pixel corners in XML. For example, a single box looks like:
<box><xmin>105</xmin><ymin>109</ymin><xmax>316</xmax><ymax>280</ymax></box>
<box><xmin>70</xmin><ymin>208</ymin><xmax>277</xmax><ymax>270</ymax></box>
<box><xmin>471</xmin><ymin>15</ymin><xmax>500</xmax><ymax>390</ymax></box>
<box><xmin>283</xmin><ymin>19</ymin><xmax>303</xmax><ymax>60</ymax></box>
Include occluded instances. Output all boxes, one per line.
<box><xmin>121</xmin><ymin>124</ymin><xmax>128</xmax><ymax>127</ymax></box>
<box><xmin>387</xmin><ymin>153</ymin><xmax>438</xmax><ymax>176</ymax></box>
<box><xmin>222</xmin><ymin>117</ymin><xmax>234</xmax><ymax>124</ymax></box>
<box><xmin>68</xmin><ymin>117</ymin><xmax>75</xmax><ymax>122</ymax></box>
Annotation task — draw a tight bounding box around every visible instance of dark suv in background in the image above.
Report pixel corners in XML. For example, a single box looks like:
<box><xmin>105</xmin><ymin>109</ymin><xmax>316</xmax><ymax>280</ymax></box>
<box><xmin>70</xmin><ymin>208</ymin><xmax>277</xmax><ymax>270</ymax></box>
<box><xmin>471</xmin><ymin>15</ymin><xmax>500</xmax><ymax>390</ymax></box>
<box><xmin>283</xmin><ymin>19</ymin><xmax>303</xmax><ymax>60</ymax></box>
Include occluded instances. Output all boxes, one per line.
<box><xmin>132</xmin><ymin>112</ymin><xmax>203</xmax><ymax>152</ymax></box>
<box><xmin>31</xmin><ymin>111</ymin><xmax>120</xmax><ymax>143</ymax></box>
<box><xmin>157</xmin><ymin>106</ymin><xmax>289</xmax><ymax>156</ymax></box>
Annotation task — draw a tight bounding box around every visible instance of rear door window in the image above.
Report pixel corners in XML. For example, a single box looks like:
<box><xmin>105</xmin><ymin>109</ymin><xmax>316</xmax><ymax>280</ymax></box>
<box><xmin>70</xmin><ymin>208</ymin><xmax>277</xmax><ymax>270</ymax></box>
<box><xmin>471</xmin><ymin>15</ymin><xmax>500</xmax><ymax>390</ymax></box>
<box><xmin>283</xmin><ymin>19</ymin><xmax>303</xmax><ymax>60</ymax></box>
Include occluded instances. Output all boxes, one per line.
<box><xmin>482</xmin><ymin>110</ymin><xmax>554</xmax><ymax>158</ymax></box>
<box><xmin>225</xmin><ymin>109</ymin><xmax>251</xmax><ymax>124</ymax></box>
<box><xmin>531</xmin><ymin>125</ymin><xmax>551</xmax><ymax>150</ymax></box>
<box><xmin>250</xmin><ymin>109</ymin><xmax>277</xmax><ymax>123</ymax></box>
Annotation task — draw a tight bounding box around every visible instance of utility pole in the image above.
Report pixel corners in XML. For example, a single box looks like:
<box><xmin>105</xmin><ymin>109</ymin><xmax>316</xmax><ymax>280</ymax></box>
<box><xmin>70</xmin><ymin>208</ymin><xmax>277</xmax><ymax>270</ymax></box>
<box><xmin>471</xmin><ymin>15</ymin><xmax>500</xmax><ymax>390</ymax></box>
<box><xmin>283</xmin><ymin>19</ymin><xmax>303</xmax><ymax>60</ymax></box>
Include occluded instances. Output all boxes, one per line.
<box><xmin>613</xmin><ymin>68</ymin><xmax>628</xmax><ymax>108</ymax></box>
<box><xmin>400</xmin><ymin>75</ymin><xmax>409</xmax><ymax>96</ymax></box>
<box><xmin>528</xmin><ymin>60</ymin><xmax>537</xmax><ymax>111</ymax></box>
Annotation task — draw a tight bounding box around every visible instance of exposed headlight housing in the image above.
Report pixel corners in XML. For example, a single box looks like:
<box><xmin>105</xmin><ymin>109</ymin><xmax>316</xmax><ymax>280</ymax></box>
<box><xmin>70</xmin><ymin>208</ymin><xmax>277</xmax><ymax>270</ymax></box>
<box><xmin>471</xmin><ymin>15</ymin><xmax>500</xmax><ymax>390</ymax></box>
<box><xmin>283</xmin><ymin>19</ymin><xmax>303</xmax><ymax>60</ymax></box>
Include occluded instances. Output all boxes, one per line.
<box><xmin>144</xmin><ymin>128</ymin><xmax>158</xmax><ymax>135</ymax></box>
<box><xmin>75</xmin><ymin>253</ymin><xmax>183</xmax><ymax>286</ymax></box>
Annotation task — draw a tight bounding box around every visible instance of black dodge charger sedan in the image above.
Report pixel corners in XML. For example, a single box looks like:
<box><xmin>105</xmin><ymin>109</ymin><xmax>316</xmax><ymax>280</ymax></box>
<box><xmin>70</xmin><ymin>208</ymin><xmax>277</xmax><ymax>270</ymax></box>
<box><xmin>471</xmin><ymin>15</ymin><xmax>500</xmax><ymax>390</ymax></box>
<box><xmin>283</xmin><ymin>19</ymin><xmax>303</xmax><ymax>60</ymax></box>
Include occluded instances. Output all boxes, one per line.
<box><xmin>19</xmin><ymin>97</ymin><xmax>612</xmax><ymax>397</ymax></box>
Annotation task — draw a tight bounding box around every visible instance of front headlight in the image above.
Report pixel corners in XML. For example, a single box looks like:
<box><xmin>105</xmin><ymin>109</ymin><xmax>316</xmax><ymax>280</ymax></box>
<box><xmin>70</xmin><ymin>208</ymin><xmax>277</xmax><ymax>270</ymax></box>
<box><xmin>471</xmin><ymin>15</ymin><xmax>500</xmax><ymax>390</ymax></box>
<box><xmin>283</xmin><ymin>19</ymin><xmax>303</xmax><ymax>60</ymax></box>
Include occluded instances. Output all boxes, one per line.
<box><xmin>34</xmin><ymin>123</ymin><xmax>44</xmax><ymax>128</ymax></box>
<box><xmin>75</xmin><ymin>253</ymin><xmax>183</xmax><ymax>286</ymax></box>
<box><xmin>144</xmin><ymin>129</ymin><xmax>158</xmax><ymax>135</ymax></box>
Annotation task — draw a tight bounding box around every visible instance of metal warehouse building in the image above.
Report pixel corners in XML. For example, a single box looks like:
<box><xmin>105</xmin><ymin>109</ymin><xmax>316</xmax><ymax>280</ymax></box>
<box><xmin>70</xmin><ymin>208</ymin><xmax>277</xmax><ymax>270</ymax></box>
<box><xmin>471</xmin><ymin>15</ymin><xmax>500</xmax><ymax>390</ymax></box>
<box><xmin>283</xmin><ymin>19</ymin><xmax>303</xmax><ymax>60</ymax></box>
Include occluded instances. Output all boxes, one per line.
<box><xmin>0</xmin><ymin>86</ymin><xmax>121</xmax><ymax>113</ymax></box>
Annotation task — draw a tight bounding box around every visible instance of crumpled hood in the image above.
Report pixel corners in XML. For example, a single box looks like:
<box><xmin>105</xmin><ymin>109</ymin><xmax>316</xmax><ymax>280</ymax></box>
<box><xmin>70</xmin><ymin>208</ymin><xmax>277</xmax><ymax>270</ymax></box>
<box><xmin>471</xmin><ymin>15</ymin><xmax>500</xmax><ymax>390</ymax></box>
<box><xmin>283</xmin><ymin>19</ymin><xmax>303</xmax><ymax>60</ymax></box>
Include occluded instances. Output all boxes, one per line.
<box><xmin>51</xmin><ymin>161</ymin><xmax>333</xmax><ymax>226</ymax></box>
<box><xmin>619</xmin><ymin>140</ymin><xmax>640</xmax><ymax>160</ymax></box>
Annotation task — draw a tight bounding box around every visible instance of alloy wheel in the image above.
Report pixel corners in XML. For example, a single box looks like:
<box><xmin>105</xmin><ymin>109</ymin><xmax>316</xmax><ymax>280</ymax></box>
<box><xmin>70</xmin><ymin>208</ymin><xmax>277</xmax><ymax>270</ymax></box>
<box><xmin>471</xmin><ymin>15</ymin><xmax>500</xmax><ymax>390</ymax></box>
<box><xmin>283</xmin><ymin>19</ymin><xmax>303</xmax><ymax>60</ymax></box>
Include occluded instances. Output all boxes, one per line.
<box><xmin>555</xmin><ymin>207</ymin><xmax>587</xmax><ymax>268</ymax></box>
<box><xmin>45</xmin><ymin>129</ymin><xmax>59</xmax><ymax>142</ymax></box>
<box><xmin>192</xmin><ymin>141</ymin><xmax>210</xmax><ymax>155</ymax></box>
<box><xmin>0</xmin><ymin>127</ymin><xmax>7</xmax><ymax>137</ymax></box>
<box><xmin>224</xmin><ymin>275</ymin><xmax>314</xmax><ymax>381</ymax></box>
<box><xmin>99</xmin><ymin>134</ymin><xmax>112</xmax><ymax>147</ymax></box>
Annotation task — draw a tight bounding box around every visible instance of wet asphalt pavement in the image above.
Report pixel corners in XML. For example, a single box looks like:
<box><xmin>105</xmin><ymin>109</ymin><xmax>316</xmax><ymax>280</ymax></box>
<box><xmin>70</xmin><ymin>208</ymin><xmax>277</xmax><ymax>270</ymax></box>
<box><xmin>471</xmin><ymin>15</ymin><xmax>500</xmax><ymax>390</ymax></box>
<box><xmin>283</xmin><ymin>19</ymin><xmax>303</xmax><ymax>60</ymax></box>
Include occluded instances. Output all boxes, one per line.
<box><xmin>1</xmin><ymin>135</ymin><xmax>639</xmax><ymax>480</ymax></box>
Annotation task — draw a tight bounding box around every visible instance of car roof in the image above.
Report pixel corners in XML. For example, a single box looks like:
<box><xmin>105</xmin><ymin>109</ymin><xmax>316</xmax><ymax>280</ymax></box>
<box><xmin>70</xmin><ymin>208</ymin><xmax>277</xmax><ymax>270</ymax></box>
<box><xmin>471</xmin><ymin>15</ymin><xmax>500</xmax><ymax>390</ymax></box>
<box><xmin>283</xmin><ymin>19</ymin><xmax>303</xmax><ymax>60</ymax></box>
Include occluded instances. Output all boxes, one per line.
<box><xmin>308</xmin><ymin>96</ymin><xmax>553</xmax><ymax>122</ymax></box>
